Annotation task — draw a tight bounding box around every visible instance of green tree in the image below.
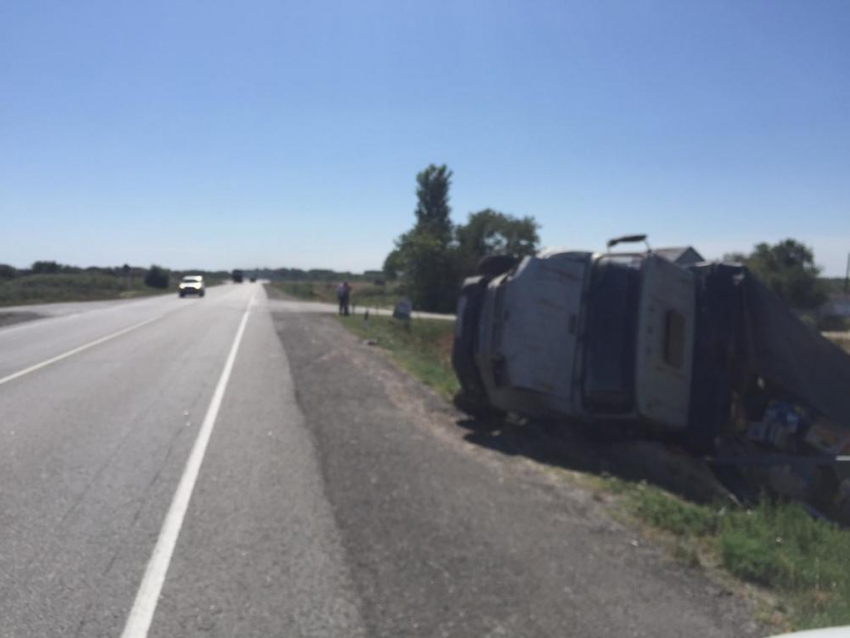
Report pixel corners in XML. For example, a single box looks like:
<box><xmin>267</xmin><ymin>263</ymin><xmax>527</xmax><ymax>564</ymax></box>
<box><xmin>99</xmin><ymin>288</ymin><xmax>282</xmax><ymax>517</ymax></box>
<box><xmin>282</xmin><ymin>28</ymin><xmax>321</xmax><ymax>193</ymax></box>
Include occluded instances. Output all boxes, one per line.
<box><xmin>391</xmin><ymin>231</ymin><xmax>458</xmax><ymax>312</ymax></box>
<box><xmin>413</xmin><ymin>164</ymin><xmax>453</xmax><ymax>245</ymax></box>
<box><xmin>455</xmin><ymin>208</ymin><xmax>539</xmax><ymax>274</ymax></box>
<box><xmin>0</xmin><ymin>264</ymin><xmax>17</xmax><ymax>280</ymax></box>
<box><xmin>385</xmin><ymin>166</ymin><xmax>544</xmax><ymax>312</ymax></box>
<box><xmin>144</xmin><ymin>265</ymin><xmax>170</xmax><ymax>289</ymax></box>
<box><xmin>722</xmin><ymin>251</ymin><xmax>749</xmax><ymax>264</ymax></box>
<box><xmin>733</xmin><ymin>239</ymin><xmax>828</xmax><ymax>309</ymax></box>
<box><xmin>382</xmin><ymin>248</ymin><xmax>404</xmax><ymax>281</ymax></box>
<box><xmin>384</xmin><ymin>164</ymin><xmax>457</xmax><ymax>311</ymax></box>
<box><xmin>31</xmin><ymin>260</ymin><xmax>60</xmax><ymax>274</ymax></box>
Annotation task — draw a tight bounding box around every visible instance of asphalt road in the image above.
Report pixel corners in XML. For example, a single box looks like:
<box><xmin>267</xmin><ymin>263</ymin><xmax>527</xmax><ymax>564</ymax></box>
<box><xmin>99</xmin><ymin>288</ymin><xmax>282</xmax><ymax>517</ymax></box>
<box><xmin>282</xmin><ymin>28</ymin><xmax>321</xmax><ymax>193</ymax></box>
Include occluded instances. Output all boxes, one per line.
<box><xmin>0</xmin><ymin>284</ymin><xmax>759</xmax><ymax>637</ymax></box>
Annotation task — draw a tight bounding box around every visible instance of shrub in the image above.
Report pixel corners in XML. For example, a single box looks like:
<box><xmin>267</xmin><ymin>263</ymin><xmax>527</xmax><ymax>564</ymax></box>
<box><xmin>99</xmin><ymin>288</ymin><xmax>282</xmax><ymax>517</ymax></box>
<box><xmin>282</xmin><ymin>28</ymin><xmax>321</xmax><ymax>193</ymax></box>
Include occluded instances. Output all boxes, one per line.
<box><xmin>144</xmin><ymin>265</ymin><xmax>170</xmax><ymax>289</ymax></box>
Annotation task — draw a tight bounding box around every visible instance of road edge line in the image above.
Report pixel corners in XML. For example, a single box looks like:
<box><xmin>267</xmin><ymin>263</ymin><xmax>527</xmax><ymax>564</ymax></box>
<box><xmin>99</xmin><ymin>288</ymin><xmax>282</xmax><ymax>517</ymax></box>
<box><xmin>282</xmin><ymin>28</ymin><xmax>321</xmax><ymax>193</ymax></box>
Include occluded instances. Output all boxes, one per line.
<box><xmin>119</xmin><ymin>293</ymin><xmax>255</xmax><ymax>638</ymax></box>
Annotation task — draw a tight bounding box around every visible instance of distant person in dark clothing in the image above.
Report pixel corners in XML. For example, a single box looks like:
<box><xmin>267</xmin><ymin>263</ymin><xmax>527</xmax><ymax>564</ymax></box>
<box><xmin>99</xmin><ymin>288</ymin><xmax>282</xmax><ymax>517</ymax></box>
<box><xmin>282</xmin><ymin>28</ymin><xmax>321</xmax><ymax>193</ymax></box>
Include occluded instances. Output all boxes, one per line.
<box><xmin>337</xmin><ymin>281</ymin><xmax>351</xmax><ymax>316</ymax></box>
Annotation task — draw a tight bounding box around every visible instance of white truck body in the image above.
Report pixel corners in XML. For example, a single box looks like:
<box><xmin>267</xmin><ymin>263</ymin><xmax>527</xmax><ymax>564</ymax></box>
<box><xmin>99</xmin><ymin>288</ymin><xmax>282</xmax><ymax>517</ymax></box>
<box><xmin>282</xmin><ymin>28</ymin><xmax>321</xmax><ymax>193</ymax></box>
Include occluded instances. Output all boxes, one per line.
<box><xmin>473</xmin><ymin>251</ymin><xmax>696</xmax><ymax>431</ymax></box>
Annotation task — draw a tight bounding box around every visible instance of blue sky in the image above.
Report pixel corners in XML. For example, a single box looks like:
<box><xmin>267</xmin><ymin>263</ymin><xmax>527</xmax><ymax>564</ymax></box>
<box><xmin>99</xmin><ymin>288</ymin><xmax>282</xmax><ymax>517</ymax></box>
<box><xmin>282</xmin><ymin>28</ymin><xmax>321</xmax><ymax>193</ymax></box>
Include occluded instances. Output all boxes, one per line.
<box><xmin>2</xmin><ymin>0</ymin><xmax>848</xmax><ymax>275</ymax></box>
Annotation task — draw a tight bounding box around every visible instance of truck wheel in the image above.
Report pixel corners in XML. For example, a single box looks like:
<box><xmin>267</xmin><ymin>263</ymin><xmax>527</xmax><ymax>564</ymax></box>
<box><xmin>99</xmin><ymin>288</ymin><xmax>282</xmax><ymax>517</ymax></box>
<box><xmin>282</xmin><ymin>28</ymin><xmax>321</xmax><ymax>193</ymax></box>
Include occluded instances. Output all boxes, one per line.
<box><xmin>476</xmin><ymin>254</ymin><xmax>518</xmax><ymax>277</ymax></box>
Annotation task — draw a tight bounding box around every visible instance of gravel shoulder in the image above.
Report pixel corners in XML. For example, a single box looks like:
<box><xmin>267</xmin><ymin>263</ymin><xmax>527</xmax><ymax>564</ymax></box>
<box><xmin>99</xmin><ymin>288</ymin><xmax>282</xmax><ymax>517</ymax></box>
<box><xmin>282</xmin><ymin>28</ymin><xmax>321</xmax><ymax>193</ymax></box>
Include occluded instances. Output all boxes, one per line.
<box><xmin>271</xmin><ymin>310</ymin><xmax>761</xmax><ymax>638</ymax></box>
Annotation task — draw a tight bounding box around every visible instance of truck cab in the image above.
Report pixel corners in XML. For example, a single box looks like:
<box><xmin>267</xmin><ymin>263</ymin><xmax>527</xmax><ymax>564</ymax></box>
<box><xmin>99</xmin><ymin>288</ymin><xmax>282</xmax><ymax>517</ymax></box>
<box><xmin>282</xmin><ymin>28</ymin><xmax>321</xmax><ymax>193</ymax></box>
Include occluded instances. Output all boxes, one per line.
<box><xmin>455</xmin><ymin>247</ymin><xmax>696</xmax><ymax>433</ymax></box>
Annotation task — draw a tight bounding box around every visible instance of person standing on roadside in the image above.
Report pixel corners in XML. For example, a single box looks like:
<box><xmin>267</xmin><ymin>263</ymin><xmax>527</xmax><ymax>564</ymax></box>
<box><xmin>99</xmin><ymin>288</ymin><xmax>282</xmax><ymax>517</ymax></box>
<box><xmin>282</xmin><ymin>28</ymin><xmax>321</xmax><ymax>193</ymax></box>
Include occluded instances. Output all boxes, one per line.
<box><xmin>337</xmin><ymin>281</ymin><xmax>351</xmax><ymax>316</ymax></box>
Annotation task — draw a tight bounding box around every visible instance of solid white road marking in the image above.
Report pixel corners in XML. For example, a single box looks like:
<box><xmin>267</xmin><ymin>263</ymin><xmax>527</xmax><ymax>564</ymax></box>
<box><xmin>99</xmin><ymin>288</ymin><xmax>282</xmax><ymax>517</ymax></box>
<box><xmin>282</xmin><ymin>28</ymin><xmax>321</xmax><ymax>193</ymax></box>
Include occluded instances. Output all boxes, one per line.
<box><xmin>120</xmin><ymin>293</ymin><xmax>256</xmax><ymax>638</ymax></box>
<box><xmin>0</xmin><ymin>315</ymin><xmax>163</xmax><ymax>386</ymax></box>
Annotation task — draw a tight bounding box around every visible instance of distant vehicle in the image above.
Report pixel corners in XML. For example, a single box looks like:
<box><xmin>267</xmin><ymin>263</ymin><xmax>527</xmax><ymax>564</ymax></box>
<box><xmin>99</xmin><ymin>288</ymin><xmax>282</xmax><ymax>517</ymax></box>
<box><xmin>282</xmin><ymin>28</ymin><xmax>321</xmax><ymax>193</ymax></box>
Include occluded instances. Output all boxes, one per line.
<box><xmin>178</xmin><ymin>275</ymin><xmax>205</xmax><ymax>298</ymax></box>
<box><xmin>232</xmin><ymin>269</ymin><xmax>244</xmax><ymax>283</ymax></box>
<box><xmin>249</xmin><ymin>276</ymin><xmax>257</xmax><ymax>283</ymax></box>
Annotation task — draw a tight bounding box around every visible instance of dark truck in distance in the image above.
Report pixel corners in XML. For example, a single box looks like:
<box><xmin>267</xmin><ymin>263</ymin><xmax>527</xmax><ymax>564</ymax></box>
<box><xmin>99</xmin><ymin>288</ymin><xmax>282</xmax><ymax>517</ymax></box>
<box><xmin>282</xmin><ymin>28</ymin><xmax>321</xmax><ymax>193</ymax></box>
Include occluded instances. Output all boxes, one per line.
<box><xmin>452</xmin><ymin>236</ymin><xmax>850</xmax><ymax>521</ymax></box>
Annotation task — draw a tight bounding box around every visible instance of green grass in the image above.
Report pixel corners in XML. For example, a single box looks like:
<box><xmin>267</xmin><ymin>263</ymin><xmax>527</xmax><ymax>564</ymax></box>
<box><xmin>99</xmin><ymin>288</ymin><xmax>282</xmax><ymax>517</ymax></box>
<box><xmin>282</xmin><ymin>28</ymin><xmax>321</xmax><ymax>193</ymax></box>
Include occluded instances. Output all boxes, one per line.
<box><xmin>335</xmin><ymin>308</ymin><xmax>850</xmax><ymax>632</ymax></box>
<box><xmin>629</xmin><ymin>482</ymin><xmax>719</xmax><ymax>537</ymax></box>
<box><xmin>337</xmin><ymin>314</ymin><xmax>459</xmax><ymax>400</ymax></box>
<box><xmin>271</xmin><ymin>281</ymin><xmax>322</xmax><ymax>301</ymax></box>
<box><xmin>353</xmin><ymin>283</ymin><xmax>405</xmax><ymax>309</ymax></box>
<box><xmin>604</xmin><ymin>478</ymin><xmax>850</xmax><ymax>630</ymax></box>
<box><xmin>266</xmin><ymin>281</ymin><xmax>402</xmax><ymax>308</ymax></box>
<box><xmin>0</xmin><ymin>273</ymin><xmax>175</xmax><ymax>307</ymax></box>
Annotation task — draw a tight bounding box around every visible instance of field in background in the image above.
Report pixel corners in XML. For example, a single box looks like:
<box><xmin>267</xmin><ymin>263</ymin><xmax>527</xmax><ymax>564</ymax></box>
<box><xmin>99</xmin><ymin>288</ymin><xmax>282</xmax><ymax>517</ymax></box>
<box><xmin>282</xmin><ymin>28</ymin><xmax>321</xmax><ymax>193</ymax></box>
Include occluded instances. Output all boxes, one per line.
<box><xmin>0</xmin><ymin>273</ymin><xmax>225</xmax><ymax>307</ymax></box>
<box><xmin>0</xmin><ymin>273</ymin><xmax>177</xmax><ymax>307</ymax></box>
<box><xmin>266</xmin><ymin>280</ymin><xmax>403</xmax><ymax>309</ymax></box>
<box><xmin>335</xmin><ymin>311</ymin><xmax>850</xmax><ymax>633</ymax></box>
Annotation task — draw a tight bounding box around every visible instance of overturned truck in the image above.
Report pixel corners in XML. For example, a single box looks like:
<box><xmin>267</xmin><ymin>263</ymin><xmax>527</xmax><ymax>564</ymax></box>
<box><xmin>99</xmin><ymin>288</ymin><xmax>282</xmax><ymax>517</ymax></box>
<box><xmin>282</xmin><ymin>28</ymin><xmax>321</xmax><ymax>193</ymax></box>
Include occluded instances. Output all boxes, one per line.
<box><xmin>452</xmin><ymin>237</ymin><xmax>850</xmax><ymax>520</ymax></box>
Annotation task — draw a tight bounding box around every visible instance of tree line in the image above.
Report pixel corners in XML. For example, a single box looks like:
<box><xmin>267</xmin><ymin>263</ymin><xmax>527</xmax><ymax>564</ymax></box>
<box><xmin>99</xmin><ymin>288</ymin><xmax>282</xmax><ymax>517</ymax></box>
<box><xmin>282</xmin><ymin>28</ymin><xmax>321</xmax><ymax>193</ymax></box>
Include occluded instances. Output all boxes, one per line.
<box><xmin>724</xmin><ymin>240</ymin><xmax>830</xmax><ymax>311</ymax></box>
<box><xmin>383</xmin><ymin>164</ymin><xmax>839</xmax><ymax>315</ymax></box>
<box><xmin>0</xmin><ymin>262</ymin><xmax>231</xmax><ymax>290</ymax></box>
<box><xmin>383</xmin><ymin>164</ymin><xmax>539</xmax><ymax>312</ymax></box>
<box><xmin>242</xmin><ymin>268</ymin><xmax>385</xmax><ymax>283</ymax></box>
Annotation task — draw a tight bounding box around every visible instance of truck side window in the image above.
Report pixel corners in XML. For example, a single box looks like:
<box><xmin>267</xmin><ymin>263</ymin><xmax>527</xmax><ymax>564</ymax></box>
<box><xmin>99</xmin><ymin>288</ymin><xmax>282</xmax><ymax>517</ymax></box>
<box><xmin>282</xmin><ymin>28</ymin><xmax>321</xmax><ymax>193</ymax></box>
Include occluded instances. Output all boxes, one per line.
<box><xmin>664</xmin><ymin>310</ymin><xmax>686</xmax><ymax>369</ymax></box>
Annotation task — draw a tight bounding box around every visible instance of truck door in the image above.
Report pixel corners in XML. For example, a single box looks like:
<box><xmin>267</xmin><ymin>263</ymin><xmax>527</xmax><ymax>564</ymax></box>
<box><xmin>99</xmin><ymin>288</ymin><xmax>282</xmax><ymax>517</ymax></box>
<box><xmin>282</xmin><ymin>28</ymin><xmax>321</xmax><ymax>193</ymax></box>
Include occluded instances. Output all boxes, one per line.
<box><xmin>635</xmin><ymin>255</ymin><xmax>696</xmax><ymax>430</ymax></box>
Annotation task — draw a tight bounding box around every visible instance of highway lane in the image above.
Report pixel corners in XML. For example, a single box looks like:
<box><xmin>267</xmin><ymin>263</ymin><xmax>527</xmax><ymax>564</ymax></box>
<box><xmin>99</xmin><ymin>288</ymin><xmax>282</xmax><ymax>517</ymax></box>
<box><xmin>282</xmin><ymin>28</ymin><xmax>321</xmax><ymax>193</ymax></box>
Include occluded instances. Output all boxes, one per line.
<box><xmin>0</xmin><ymin>283</ymin><xmax>758</xmax><ymax>637</ymax></box>
<box><xmin>0</xmin><ymin>289</ymin><xmax>238</xmax><ymax>381</ymax></box>
<box><xmin>0</xmin><ymin>283</ymin><xmax>364</xmax><ymax>637</ymax></box>
<box><xmin>0</xmin><ymin>296</ymin><xmax>174</xmax><ymax>320</ymax></box>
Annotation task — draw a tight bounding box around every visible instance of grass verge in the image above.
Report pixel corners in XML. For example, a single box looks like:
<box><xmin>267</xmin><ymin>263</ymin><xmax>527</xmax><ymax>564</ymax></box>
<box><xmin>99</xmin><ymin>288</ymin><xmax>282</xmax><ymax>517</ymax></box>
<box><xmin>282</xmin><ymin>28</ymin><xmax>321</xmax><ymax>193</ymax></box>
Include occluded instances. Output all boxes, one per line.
<box><xmin>266</xmin><ymin>281</ymin><xmax>402</xmax><ymax>308</ymax></box>
<box><xmin>600</xmin><ymin>477</ymin><xmax>850</xmax><ymax>631</ymax></box>
<box><xmin>336</xmin><ymin>312</ymin><xmax>850</xmax><ymax>633</ymax></box>
<box><xmin>336</xmin><ymin>314</ymin><xmax>458</xmax><ymax>400</ymax></box>
<box><xmin>0</xmin><ymin>273</ymin><xmax>175</xmax><ymax>307</ymax></box>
